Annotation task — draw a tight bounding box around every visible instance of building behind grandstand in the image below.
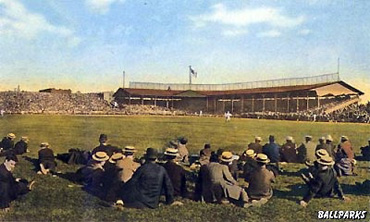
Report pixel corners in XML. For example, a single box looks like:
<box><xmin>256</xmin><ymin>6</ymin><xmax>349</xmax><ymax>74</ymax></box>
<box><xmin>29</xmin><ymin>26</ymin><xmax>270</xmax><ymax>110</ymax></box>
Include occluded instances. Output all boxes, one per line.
<box><xmin>113</xmin><ymin>73</ymin><xmax>364</xmax><ymax>116</ymax></box>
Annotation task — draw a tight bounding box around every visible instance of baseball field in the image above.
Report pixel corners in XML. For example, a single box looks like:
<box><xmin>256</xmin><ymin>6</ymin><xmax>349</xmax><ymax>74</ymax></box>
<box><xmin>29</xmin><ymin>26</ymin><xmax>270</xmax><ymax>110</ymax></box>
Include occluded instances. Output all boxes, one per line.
<box><xmin>0</xmin><ymin>115</ymin><xmax>369</xmax><ymax>221</ymax></box>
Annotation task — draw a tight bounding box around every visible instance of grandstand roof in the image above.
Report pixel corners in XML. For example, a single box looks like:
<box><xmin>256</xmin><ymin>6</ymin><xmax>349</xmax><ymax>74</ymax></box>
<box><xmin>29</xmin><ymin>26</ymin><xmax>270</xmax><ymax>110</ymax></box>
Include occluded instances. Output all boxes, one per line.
<box><xmin>114</xmin><ymin>81</ymin><xmax>363</xmax><ymax>97</ymax></box>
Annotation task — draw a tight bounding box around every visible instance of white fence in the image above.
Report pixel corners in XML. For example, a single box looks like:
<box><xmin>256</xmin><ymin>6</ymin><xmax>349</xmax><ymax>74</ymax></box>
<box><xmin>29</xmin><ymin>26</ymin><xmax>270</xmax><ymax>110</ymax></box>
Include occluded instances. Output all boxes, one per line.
<box><xmin>129</xmin><ymin>73</ymin><xmax>340</xmax><ymax>91</ymax></box>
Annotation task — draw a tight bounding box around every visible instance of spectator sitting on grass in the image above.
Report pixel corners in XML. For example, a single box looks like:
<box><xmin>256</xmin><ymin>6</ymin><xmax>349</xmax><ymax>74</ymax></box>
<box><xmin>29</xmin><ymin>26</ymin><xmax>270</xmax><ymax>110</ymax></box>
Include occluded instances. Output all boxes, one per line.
<box><xmin>360</xmin><ymin>138</ymin><xmax>370</xmax><ymax>160</ymax></box>
<box><xmin>13</xmin><ymin>136</ymin><xmax>29</xmax><ymax>155</ymax></box>
<box><xmin>242</xmin><ymin>149</ymin><xmax>258</xmax><ymax>182</ymax></box>
<box><xmin>301</xmin><ymin>149</ymin><xmax>329</xmax><ymax>184</ymax></box>
<box><xmin>78</xmin><ymin>151</ymin><xmax>109</xmax><ymax>199</ymax></box>
<box><xmin>300</xmin><ymin>155</ymin><xmax>350</xmax><ymax>207</ymax></box>
<box><xmin>248</xmin><ymin>136</ymin><xmax>263</xmax><ymax>154</ymax></box>
<box><xmin>0</xmin><ymin>154</ymin><xmax>35</xmax><ymax>212</ymax></box>
<box><xmin>92</xmin><ymin>134</ymin><xmax>120</xmax><ymax>157</ymax></box>
<box><xmin>0</xmin><ymin>133</ymin><xmax>16</xmax><ymax>152</ymax></box>
<box><xmin>163</xmin><ymin>148</ymin><xmax>187</xmax><ymax>198</ymax></box>
<box><xmin>118</xmin><ymin>148</ymin><xmax>177</xmax><ymax>209</ymax></box>
<box><xmin>245</xmin><ymin>154</ymin><xmax>275</xmax><ymax>207</ymax></box>
<box><xmin>116</xmin><ymin>146</ymin><xmax>140</xmax><ymax>183</ymax></box>
<box><xmin>37</xmin><ymin>142</ymin><xmax>57</xmax><ymax>176</ymax></box>
<box><xmin>208</xmin><ymin>151</ymin><xmax>249</xmax><ymax>206</ymax></box>
<box><xmin>177</xmin><ymin>137</ymin><xmax>189</xmax><ymax>164</ymax></box>
<box><xmin>280</xmin><ymin>136</ymin><xmax>297</xmax><ymax>163</ymax></box>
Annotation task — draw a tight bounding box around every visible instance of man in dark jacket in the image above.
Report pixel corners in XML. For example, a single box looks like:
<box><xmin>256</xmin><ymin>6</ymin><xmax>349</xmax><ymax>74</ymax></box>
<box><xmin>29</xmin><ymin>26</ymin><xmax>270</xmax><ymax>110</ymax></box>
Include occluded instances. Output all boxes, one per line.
<box><xmin>92</xmin><ymin>134</ymin><xmax>120</xmax><ymax>157</ymax></box>
<box><xmin>360</xmin><ymin>139</ymin><xmax>370</xmax><ymax>160</ymax></box>
<box><xmin>0</xmin><ymin>133</ymin><xmax>16</xmax><ymax>151</ymax></box>
<box><xmin>163</xmin><ymin>148</ymin><xmax>187</xmax><ymax>198</ymax></box>
<box><xmin>300</xmin><ymin>155</ymin><xmax>350</xmax><ymax>207</ymax></box>
<box><xmin>243</xmin><ymin>150</ymin><xmax>258</xmax><ymax>182</ymax></box>
<box><xmin>262</xmin><ymin>135</ymin><xmax>280</xmax><ymax>163</ymax></box>
<box><xmin>13</xmin><ymin>137</ymin><xmax>29</xmax><ymax>155</ymax></box>
<box><xmin>38</xmin><ymin>142</ymin><xmax>56</xmax><ymax>175</ymax></box>
<box><xmin>0</xmin><ymin>154</ymin><xmax>34</xmax><ymax>212</ymax></box>
<box><xmin>248</xmin><ymin>136</ymin><xmax>263</xmax><ymax>154</ymax></box>
<box><xmin>280</xmin><ymin>136</ymin><xmax>297</xmax><ymax>163</ymax></box>
<box><xmin>119</xmin><ymin>148</ymin><xmax>175</xmax><ymax>209</ymax></box>
<box><xmin>246</xmin><ymin>154</ymin><xmax>275</xmax><ymax>206</ymax></box>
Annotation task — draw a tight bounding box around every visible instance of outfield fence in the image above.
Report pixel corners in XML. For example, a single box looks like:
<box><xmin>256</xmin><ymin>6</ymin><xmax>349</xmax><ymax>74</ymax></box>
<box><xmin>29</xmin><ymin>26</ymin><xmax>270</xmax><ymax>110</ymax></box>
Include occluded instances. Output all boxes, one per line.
<box><xmin>129</xmin><ymin>73</ymin><xmax>340</xmax><ymax>91</ymax></box>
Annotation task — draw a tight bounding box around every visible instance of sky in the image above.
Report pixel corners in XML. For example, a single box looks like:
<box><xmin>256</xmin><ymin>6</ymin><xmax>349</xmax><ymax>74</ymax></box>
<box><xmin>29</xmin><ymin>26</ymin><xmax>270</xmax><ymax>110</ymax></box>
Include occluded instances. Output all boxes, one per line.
<box><xmin>0</xmin><ymin>0</ymin><xmax>369</xmax><ymax>101</ymax></box>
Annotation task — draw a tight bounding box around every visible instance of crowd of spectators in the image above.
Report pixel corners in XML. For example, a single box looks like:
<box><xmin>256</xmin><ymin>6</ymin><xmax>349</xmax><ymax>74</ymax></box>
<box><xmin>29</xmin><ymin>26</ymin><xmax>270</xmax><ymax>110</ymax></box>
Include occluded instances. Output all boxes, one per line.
<box><xmin>241</xmin><ymin>102</ymin><xmax>370</xmax><ymax>123</ymax></box>
<box><xmin>0</xmin><ymin>91</ymin><xmax>368</xmax><ymax>123</ymax></box>
<box><xmin>0</xmin><ymin>91</ymin><xmax>185</xmax><ymax>116</ymax></box>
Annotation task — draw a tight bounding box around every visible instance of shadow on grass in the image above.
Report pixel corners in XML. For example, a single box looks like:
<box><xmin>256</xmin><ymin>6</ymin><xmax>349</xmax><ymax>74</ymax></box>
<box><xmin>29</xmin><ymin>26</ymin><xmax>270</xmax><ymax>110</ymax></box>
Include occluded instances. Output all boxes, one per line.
<box><xmin>22</xmin><ymin>156</ymin><xmax>39</xmax><ymax>172</ymax></box>
<box><xmin>274</xmin><ymin>183</ymin><xmax>307</xmax><ymax>201</ymax></box>
<box><xmin>342</xmin><ymin>181</ymin><xmax>370</xmax><ymax>196</ymax></box>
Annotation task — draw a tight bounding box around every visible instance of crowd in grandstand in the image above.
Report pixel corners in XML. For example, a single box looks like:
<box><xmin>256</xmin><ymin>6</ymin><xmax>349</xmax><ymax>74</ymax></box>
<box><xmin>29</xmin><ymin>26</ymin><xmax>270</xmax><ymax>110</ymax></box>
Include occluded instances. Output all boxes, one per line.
<box><xmin>242</xmin><ymin>102</ymin><xmax>370</xmax><ymax>123</ymax></box>
<box><xmin>0</xmin><ymin>91</ymin><xmax>184</xmax><ymax>115</ymax></box>
<box><xmin>0</xmin><ymin>91</ymin><xmax>369</xmax><ymax>123</ymax></box>
<box><xmin>1</xmin><ymin>132</ymin><xmax>369</xmax><ymax>212</ymax></box>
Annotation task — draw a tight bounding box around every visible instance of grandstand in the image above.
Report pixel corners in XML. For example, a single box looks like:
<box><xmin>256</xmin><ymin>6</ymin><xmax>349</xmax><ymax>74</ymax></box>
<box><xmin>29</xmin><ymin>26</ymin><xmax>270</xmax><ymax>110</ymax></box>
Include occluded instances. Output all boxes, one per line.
<box><xmin>113</xmin><ymin>73</ymin><xmax>364</xmax><ymax>115</ymax></box>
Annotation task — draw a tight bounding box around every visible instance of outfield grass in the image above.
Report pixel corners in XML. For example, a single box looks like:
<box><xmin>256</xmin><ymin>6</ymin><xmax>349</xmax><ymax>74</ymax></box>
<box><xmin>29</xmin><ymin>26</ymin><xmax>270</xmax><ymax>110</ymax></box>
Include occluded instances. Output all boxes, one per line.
<box><xmin>0</xmin><ymin>115</ymin><xmax>369</xmax><ymax>222</ymax></box>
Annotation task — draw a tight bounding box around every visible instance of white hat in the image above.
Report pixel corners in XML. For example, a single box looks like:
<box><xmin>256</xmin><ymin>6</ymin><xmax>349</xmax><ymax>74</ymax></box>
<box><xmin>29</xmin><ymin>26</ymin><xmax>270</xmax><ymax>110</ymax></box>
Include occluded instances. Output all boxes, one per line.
<box><xmin>326</xmin><ymin>135</ymin><xmax>333</xmax><ymax>142</ymax></box>
<box><xmin>255</xmin><ymin>136</ymin><xmax>262</xmax><ymax>141</ymax></box>
<box><xmin>286</xmin><ymin>136</ymin><xmax>293</xmax><ymax>141</ymax></box>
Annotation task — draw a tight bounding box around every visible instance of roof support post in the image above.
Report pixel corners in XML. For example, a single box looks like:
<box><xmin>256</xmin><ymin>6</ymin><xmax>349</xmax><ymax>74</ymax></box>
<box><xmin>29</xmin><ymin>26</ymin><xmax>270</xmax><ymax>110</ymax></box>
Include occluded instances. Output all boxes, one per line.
<box><xmin>262</xmin><ymin>95</ymin><xmax>266</xmax><ymax>112</ymax></box>
<box><xmin>287</xmin><ymin>93</ymin><xmax>290</xmax><ymax>113</ymax></box>
<box><xmin>241</xmin><ymin>95</ymin><xmax>244</xmax><ymax>113</ymax></box>
<box><xmin>252</xmin><ymin>96</ymin><xmax>255</xmax><ymax>112</ymax></box>
<box><xmin>206</xmin><ymin>97</ymin><xmax>209</xmax><ymax>112</ymax></box>
<box><xmin>274</xmin><ymin>94</ymin><xmax>277</xmax><ymax>112</ymax></box>
<box><xmin>306</xmin><ymin>93</ymin><xmax>309</xmax><ymax>110</ymax></box>
<box><xmin>296</xmin><ymin>96</ymin><xmax>299</xmax><ymax>112</ymax></box>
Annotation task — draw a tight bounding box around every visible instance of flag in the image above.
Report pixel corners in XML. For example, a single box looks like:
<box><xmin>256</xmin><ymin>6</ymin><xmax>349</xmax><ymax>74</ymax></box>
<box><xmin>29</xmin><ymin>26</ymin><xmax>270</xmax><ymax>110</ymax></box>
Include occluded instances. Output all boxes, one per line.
<box><xmin>189</xmin><ymin>66</ymin><xmax>197</xmax><ymax>78</ymax></box>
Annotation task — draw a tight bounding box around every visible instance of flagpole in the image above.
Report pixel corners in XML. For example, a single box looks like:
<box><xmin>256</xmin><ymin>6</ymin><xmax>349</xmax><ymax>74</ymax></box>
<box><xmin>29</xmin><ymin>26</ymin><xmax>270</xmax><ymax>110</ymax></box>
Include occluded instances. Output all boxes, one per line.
<box><xmin>189</xmin><ymin>66</ymin><xmax>192</xmax><ymax>85</ymax></box>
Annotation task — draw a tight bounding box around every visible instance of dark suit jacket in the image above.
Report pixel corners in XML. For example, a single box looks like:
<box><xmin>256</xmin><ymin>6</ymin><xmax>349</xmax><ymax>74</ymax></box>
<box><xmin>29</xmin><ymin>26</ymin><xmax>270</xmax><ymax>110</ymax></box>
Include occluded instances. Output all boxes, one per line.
<box><xmin>0</xmin><ymin>164</ymin><xmax>29</xmax><ymax>209</ymax></box>
<box><xmin>280</xmin><ymin>142</ymin><xmax>297</xmax><ymax>163</ymax></box>
<box><xmin>14</xmin><ymin>140</ymin><xmax>28</xmax><ymax>155</ymax></box>
<box><xmin>38</xmin><ymin>148</ymin><xmax>55</xmax><ymax>164</ymax></box>
<box><xmin>248</xmin><ymin>142</ymin><xmax>263</xmax><ymax>154</ymax></box>
<box><xmin>163</xmin><ymin>161</ymin><xmax>187</xmax><ymax>197</ymax></box>
<box><xmin>121</xmin><ymin>162</ymin><xmax>174</xmax><ymax>209</ymax></box>
<box><xmin>92</xmin><ymin>144</ymin><xmax>119</xmax><ymax>157</ymax></box>
<box><xmin>303</xmin><ymin>168</ymin><xmax>344</xmax><ymax>202</ymax></box>
<box><xmin>0</xmin><ymin>137</ymin><xmax>14</xmax><ymax>150</ymax></box>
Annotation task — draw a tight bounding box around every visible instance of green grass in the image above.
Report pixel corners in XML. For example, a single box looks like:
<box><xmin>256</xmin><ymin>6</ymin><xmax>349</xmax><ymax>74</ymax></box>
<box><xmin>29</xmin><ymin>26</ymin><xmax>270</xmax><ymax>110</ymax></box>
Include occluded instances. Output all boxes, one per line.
<box><xmin>0</xmin><ymin>115</ymin><xmax>369</xmax><ymax>222</ymax></box>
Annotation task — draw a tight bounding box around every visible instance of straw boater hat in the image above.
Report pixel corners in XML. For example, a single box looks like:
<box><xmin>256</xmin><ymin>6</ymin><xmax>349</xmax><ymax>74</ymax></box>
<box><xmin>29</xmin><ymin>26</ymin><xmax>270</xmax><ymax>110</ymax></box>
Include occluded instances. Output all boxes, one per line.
<box><xmin>123</xmin><ymin>146</ymin><xmax>137</xmax><ymax>154</ymax></box>
<box><xmin>286</xmin><ymin>136</ymin><xmax>293</xmax><ymax>141</ymax></box>
<box><xmin>220</xmin><ymin>151</ymin><xmax>233</xmax><ymax>162</ymax></box>
<box><xmin>40</xmin><ymin>142</ymin><xmax>49</xmax><ymax>148</ymax></box>
<box><xmin>246</xmin><ymin>149</ymin><xmax>256</xmax><ymax>158</ymax></box>
<box><xmin>255</xmin><ymin>136</ymin><xmax>262</xmax><ymax>141</ymax></box>
<box><xmin>315</xmin><ymin>149</ymin><xmax>329</xmax><ymax>159</ymax></box>
<box><xmin>21</xmin><ymin>136</ymin><xmax>29</xmax><ymax>142</ymax></box>
<box><xmin>305</xmin><ymin>135</ymin><xmax>312</xmax><ymax>139</ymax></box>
<box><xmin>319</xmin><ymin>136</ymin><xmax>325</xmax><ymax>141</ymax></box>
<box><xmin>164</xmin><ymin>148</ymin><xmax>179</xmax><ymax>157</ymax></box>
<box><xmin>317</xmin><ymin>156</ymin><xmax>335</xmax><ymax>166</ymax></box>
<box><xmin>255</xmin><ymin>153</ymin><xmax>270</xmax><ymax>164</ymax></box>
<box><xmin>7</xmin><ymin>133</ymin><xmax>16</xmax><ymax>139</ymax></box>
<box><xmin>341</xmin><ymin>135</ymin><xmax>349</xmax><ymax>141</ymax></box>
<box><xmin>109</xmin><ymin>152</ymin><xmax>124</xmax><ymax>164</ymax></box>
<box><xmin>326</xmin><ymin>135</ymin><xmax>333</xmax><ymax>142</ymax></box>
<box><xmin>92</xmin><ymin>151</ymin><xmax>109</xmax><ymax>162</ymax></box>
